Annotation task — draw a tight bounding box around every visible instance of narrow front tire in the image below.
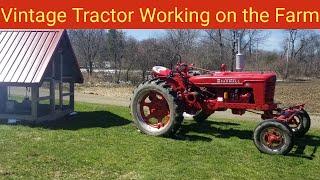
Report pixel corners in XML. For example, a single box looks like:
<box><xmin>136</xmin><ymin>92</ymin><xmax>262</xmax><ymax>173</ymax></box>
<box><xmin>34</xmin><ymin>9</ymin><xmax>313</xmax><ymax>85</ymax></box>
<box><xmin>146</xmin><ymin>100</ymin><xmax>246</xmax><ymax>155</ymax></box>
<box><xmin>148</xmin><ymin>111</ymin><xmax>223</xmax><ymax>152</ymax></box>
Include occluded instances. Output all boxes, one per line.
<box><xmin>253</xmin><ymin>120</ymin><xmax>293</xmax><ymax>155</ymax></box>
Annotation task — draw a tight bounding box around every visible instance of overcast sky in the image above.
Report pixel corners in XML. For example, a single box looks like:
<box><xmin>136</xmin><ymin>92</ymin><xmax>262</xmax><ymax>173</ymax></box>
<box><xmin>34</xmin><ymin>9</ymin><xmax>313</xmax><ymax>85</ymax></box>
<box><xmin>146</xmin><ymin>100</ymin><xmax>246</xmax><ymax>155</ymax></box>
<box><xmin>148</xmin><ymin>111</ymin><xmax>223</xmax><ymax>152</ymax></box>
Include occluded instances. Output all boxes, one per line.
<box><xmin>122</xmin><ymin>29</ymin><xmax>285</xmax><ymax>52</ymax></box>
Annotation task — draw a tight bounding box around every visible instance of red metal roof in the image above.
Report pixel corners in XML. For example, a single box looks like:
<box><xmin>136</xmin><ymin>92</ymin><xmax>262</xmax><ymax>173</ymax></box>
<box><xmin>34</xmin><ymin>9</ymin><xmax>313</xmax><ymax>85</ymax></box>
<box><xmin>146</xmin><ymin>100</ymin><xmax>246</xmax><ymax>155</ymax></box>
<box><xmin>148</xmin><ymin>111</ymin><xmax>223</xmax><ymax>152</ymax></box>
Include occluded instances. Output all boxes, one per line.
<box><xmin>0</xmin><ymin>29</ymin><xmax>83</xmax><ymax>85</ymax></box>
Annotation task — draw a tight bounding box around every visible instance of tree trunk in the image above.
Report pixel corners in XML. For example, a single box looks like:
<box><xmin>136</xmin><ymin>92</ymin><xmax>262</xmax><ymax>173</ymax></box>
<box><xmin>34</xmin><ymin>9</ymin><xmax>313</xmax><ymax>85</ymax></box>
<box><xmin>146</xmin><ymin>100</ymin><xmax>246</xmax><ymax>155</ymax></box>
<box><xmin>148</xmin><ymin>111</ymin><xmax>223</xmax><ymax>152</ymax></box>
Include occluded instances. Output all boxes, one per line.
<box><xmin>218</xmin><ymin>30</ymin><xmax>223</xmax><ymax>63</ymax></box>
<box><xmin>249</xmin><ymin>37</ymin><xmax>252</xmax><ymax>57</ymax></box>
<box><xmin>89</xmin><ymin>61</ymin><xmax>93</xmax><ymax>75</ymax></box>
<box><xmin>231</xmin><ymin>31</ymin><xmax>236</xmax><ymax>72</ymax></box>
<box><xmin>126</xmin><ymin>63</ymin><xmax>133</xmax><ymax>82</ymax></box>
<box><xmin>117</xmin><ymin>63</ymin><xmax>122</xmax><ymax>83</ymax></box>
<box><xmin>142</xmin><ymin>70</ymin><xmax>146</xmax><ymax>81</ymax></box>
<box><xmin>126</xmin><ymin>69</ymin><xmax>130</xmax><ymax>82</ymax></box>
<box><xmin>113</xmin><ymin>53</ymin><xmax>118</xmax><ymax>83</ymax></box>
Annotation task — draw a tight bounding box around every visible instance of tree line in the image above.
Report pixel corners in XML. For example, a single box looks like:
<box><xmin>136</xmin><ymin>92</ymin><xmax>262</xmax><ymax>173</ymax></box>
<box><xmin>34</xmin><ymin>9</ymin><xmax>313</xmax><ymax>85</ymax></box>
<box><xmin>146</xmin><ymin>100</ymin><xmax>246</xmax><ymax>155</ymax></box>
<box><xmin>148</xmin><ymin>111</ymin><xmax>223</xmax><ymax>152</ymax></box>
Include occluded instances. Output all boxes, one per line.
<box><xmin>69</xmin><ymin>29</ymin><xmax>320</xmax><ymax>84</ymax></box>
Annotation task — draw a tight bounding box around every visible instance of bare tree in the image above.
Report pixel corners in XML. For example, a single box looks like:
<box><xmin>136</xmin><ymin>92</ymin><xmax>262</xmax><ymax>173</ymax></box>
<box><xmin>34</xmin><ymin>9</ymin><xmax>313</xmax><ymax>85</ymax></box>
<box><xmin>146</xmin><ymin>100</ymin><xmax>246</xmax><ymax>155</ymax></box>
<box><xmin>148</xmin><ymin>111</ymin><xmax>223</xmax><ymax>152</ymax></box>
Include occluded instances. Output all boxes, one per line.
<box><xmin>282</xmin><ymin>29</ymin><xmax>306</xmax><ymax>79</ymax></box>
<box><xmin>69</xmin><ymin>30</ymin><xmax>105</xmax><ymax>76</ymax></box>
<box><xmin>106</xmin><ymin>29</ymin><xmax>125</xmax><ymax>83</ymax></box>
<box><xmin>123</xmin><ymin>37</ymin><xmax>139</xmax><ymax>82</ymax></box>
<box><xmin>164</xmin><ymin>30</ymin><xmax>200</xmax><ymax>62</ymax></box>
<box><xmin>137</xmin><ymin>39</ymin><xmax>157</xmax><ymax>81</ymax></box>
<box><xmin>205</xmin><ymin>30</ymin><xmax>225</xmax><ymax>63</ymax></box>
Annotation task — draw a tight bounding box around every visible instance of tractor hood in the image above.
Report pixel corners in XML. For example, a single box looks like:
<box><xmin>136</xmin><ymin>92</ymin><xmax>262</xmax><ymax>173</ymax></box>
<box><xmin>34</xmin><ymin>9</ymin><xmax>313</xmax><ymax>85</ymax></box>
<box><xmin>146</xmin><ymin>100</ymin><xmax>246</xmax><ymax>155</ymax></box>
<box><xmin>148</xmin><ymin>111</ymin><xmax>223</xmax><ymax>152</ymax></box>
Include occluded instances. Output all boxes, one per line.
<box><xmin>189</xmin><ymin>71</ymin><xmax>276</xmax><ymax>86</ymax></box>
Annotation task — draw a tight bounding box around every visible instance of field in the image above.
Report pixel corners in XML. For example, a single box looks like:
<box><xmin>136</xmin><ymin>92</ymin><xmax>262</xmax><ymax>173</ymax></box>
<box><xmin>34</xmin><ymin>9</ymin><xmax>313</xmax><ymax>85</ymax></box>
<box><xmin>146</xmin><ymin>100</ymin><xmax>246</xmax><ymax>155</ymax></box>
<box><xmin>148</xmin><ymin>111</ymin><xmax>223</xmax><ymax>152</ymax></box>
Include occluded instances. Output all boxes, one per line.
<box><xmin>275</xmin><ymin>80</ymin><xmax>320</xmax><ymax>114</ymax></box>
<box><xmin>0</xmin><ymin>103</ymin><xmax>319</xmax><ymax>179</ymax></box>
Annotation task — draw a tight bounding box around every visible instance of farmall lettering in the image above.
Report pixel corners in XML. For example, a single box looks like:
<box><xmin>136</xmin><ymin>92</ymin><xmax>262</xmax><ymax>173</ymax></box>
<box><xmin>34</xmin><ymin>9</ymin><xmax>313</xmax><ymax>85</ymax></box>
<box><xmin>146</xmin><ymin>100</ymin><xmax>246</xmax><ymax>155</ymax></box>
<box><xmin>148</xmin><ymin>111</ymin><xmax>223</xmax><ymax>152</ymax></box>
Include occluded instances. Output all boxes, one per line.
<box><xmin>217</xmin><ymin>78</ymin><xmax>240</xmax><ymax>84</ymax></box>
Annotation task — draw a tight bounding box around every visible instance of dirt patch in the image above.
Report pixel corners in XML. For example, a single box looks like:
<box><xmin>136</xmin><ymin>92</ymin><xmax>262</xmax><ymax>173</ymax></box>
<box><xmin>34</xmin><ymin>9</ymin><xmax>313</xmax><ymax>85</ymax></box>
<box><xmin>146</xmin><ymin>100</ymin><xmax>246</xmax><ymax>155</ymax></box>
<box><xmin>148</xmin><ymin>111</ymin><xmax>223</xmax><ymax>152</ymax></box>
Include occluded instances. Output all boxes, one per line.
<box><xmin>275</xmin><ymin>79</ymin><xmax>320</xmax><ymax>114</ymax></box>
<box><xmin>77</xmin><ymin>86</ymin><xmax>134</xmax><ymax>99</ymax></box>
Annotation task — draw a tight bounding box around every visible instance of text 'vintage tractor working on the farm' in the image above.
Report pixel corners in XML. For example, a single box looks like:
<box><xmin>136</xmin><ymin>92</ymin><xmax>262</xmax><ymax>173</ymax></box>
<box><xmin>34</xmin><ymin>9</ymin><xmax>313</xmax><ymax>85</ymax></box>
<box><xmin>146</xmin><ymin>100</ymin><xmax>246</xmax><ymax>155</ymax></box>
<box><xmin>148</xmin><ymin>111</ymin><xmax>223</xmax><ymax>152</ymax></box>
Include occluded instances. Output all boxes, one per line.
<box><xmin>130</xmin><ymin>55</ymin><xmax>311</xmax><ymax>155</ymax></box>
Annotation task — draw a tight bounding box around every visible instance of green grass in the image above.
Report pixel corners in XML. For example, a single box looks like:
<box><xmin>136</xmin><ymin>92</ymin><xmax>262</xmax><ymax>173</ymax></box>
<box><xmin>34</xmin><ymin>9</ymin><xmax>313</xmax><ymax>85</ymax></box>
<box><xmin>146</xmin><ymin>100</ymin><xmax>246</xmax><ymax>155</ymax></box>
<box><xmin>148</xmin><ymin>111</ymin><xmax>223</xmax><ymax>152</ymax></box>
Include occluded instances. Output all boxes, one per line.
<box><xmin>0</xmin><ymin>103</ymin><xmax>319</xmax><ymax>179</ymax></box>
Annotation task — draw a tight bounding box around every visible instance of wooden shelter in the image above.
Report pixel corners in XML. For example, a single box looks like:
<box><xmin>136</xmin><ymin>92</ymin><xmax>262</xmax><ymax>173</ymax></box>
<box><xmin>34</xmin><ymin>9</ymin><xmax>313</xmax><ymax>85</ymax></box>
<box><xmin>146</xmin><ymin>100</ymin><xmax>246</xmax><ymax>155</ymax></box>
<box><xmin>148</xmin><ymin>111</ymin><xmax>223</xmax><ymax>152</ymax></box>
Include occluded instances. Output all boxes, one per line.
<box><xmin>0</xmin><ymin>29</ymin><xmax>83</xmax><ymax>122</ymax></box>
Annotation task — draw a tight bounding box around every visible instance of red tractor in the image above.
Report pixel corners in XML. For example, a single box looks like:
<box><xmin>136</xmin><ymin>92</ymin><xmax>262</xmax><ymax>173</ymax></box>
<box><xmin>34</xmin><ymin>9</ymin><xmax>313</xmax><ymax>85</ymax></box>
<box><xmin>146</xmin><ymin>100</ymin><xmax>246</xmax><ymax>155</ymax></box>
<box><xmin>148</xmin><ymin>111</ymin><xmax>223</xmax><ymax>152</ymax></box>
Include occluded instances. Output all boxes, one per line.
<box><xmin>130</xmin><ymin>59</ymin><xmax>311</xmax><ymax>155</ymax></box>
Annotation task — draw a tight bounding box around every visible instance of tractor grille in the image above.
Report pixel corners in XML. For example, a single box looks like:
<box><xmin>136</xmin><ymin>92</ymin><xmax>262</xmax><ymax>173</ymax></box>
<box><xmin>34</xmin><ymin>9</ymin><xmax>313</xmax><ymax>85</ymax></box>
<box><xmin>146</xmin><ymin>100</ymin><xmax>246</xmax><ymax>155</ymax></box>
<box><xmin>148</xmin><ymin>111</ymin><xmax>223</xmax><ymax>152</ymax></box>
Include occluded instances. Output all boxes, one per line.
<box><xmin>265</xmin><ymin>77</ymin><xmax>276</xmax><ymax>103</ymax></box>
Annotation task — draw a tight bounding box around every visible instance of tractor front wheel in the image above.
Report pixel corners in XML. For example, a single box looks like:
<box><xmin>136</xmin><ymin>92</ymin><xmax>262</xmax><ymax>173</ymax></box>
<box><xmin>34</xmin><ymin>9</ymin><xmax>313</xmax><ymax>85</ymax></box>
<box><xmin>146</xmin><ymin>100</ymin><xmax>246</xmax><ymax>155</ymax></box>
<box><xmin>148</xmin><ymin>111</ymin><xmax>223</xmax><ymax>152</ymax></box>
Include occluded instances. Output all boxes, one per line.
<box><xmin>289</xmin><ymin>110</ymin><xmax>311</xmax><ymax>137</ymax></box>
<box><xmin>253</xmin><ymin>120</ymin><xmax>293</xmax><ymax>155</ymax></box>
<box><xmin>130</xmin><ymin>80</ymin><xmax>183</xmax><ymax>137</ymax></box>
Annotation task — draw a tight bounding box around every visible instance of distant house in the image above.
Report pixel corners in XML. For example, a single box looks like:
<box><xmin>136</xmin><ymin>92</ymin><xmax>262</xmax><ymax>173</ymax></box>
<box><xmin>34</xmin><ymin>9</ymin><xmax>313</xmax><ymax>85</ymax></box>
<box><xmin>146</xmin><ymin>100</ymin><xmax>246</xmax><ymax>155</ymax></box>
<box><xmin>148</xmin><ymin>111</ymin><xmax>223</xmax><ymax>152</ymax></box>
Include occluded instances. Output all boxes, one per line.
<box><xmin>0</xmin><ymin>29</ymin><xmax>83</xmax><ymax>122</ymax></box>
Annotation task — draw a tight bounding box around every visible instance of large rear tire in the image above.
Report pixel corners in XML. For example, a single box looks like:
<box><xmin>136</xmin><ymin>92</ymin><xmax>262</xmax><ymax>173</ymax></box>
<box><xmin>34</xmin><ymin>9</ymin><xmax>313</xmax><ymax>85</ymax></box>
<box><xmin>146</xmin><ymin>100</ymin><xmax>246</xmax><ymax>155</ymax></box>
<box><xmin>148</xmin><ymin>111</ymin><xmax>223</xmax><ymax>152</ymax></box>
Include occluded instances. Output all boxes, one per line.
<box><xmin>253</xmin><ymin>120</ymin><xmax>293</xmax><ymax>155</ymax></box>
<box><xmin>130</xmin><ymin>79</ymin><xmax>183</xmax><ymax>137</ymax></box>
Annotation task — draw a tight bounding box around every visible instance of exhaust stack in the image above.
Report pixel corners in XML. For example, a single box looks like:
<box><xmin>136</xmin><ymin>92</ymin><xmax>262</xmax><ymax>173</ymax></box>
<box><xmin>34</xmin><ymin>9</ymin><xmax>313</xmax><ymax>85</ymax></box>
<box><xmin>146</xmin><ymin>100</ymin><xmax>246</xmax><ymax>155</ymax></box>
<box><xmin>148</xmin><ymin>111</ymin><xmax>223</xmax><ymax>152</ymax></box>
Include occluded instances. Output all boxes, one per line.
<box><xmin>236</xmin><ymin>37</ymin><xmax>245</xmax><ymax>71</ymax></box>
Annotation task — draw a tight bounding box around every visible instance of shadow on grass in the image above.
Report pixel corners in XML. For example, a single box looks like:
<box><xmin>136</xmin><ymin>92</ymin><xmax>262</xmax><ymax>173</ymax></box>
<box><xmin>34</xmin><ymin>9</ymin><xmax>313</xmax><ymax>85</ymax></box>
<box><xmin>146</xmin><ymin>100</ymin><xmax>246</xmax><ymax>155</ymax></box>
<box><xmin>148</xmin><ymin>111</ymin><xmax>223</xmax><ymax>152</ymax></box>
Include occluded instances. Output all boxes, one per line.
<box><xmin>174</xmin><ymin>120</ymin><xmax>251</xmax><ymax>142</ymax></box>
<box><xmin>34</xmin><ymin>111</ymin><xmax>131</xmax><ymax>130</ymax></box>
<box><xmin>176</xmin><ymin>120</ymin><xmax>320</xmax><ymax>159</ymax></box>
<box><xmin>289</xmin><ymin>135</ymin><xmax>320</xmax><ymax>160</ymax></box>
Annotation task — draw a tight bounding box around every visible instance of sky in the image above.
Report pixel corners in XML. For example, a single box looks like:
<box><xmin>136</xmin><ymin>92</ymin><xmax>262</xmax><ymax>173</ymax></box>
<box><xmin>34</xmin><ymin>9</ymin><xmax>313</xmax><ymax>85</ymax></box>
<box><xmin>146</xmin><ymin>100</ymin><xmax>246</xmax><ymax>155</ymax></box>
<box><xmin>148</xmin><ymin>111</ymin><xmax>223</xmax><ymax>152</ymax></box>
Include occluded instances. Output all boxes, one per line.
<box><xmin>122</xmin><ymin>29</ymin><xmax>285</xmax><ymax>52</ymax></box>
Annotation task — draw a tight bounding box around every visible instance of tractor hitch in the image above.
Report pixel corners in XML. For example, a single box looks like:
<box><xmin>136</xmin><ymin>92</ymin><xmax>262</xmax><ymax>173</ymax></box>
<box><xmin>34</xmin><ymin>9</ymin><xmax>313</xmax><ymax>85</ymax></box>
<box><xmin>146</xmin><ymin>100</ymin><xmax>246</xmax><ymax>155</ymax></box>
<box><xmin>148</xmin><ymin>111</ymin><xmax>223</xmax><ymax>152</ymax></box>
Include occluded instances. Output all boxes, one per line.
<box><xmin>275</xmin><ymin>104</ymin><xmax>305</xmax><ymax>122</ymax></box>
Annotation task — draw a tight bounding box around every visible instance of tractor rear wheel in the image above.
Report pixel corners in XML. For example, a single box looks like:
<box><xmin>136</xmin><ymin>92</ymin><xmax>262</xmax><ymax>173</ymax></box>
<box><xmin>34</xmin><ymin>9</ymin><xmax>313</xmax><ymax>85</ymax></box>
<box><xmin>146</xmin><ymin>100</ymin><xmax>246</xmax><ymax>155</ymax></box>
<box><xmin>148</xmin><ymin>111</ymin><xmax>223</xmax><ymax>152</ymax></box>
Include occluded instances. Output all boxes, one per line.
<box><xmin>193</xmin><ymin>110</ymin><xmax>211</xmax><ymax>123</ymax></box>
<box><xmin>253</xmin><ymin>120</ymin><xmax>293</xmax><ymax>155</ymax></box>
<box><xmin>289</xmin><ymin>110</ymin><xmax>311</xmax><ymax>137</ymax></box>
<box><xmin>130</xmin><ymin>79</ymin><xmax>183</xmax><ymax>137</ymax></box>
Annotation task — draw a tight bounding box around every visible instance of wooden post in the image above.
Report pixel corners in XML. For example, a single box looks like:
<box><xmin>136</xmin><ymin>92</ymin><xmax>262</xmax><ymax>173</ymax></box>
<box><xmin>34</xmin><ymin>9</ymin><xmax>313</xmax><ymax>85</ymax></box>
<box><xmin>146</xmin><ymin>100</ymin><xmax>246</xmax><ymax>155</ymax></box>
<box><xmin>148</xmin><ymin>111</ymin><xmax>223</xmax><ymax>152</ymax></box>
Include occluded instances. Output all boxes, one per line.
<box><xmin>31</xmin><ymin>86</ymin><xmax>39</xmax><ymax>120</ymax></box>
<box><xmin>0</xmin><ymin>86</ymin><xmax>7</xmax><ymax>112</ymax></box>
<box><xmin>50</xmin><ymin>58</ymin><xmax>55</xmax><ymax>113</ymax></box>
<box><xmin>59</xmin><ymin>83</ymin><xmax>63</xmax><ymax>110</ymax></box>
<box><xmin>59</xmin><ymin>50</ymin><xmax>63</xmax><ymax>110</ymax></box>
<box><xmin>50</xmin><ymin>79</ymin><xmax>55</xmax><ymax>113</ymax></box>
<box><xmin>70</xmin><ymin>82</ymin><xmax>74</xmax><ymax>111</ymax></box>
<box><xmin>3</xmin><ymin>87</ymin><xmax>7</xmax><ymax>101</ymax></box>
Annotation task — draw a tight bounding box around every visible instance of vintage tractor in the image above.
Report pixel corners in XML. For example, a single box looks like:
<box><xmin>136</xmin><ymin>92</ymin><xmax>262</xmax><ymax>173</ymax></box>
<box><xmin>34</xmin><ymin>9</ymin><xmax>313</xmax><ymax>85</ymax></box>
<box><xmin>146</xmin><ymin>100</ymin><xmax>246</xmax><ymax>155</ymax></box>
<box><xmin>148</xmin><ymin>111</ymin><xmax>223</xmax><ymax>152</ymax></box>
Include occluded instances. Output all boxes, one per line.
<box><xmin>130</xmin><ymin>59</ymin><xmax>311</xmax><ymax>155</ymax></box>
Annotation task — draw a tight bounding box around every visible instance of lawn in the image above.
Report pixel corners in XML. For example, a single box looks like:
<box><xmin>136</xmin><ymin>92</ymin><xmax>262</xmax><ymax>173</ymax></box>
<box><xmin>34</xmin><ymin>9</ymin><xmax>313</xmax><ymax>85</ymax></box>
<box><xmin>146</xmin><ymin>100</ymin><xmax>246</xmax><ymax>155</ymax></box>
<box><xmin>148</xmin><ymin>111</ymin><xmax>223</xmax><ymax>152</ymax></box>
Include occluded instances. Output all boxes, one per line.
<box><xmin>0</xmin><ymin>103</ymin><xmax>319</xmax><ymax>179</ymax></box>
